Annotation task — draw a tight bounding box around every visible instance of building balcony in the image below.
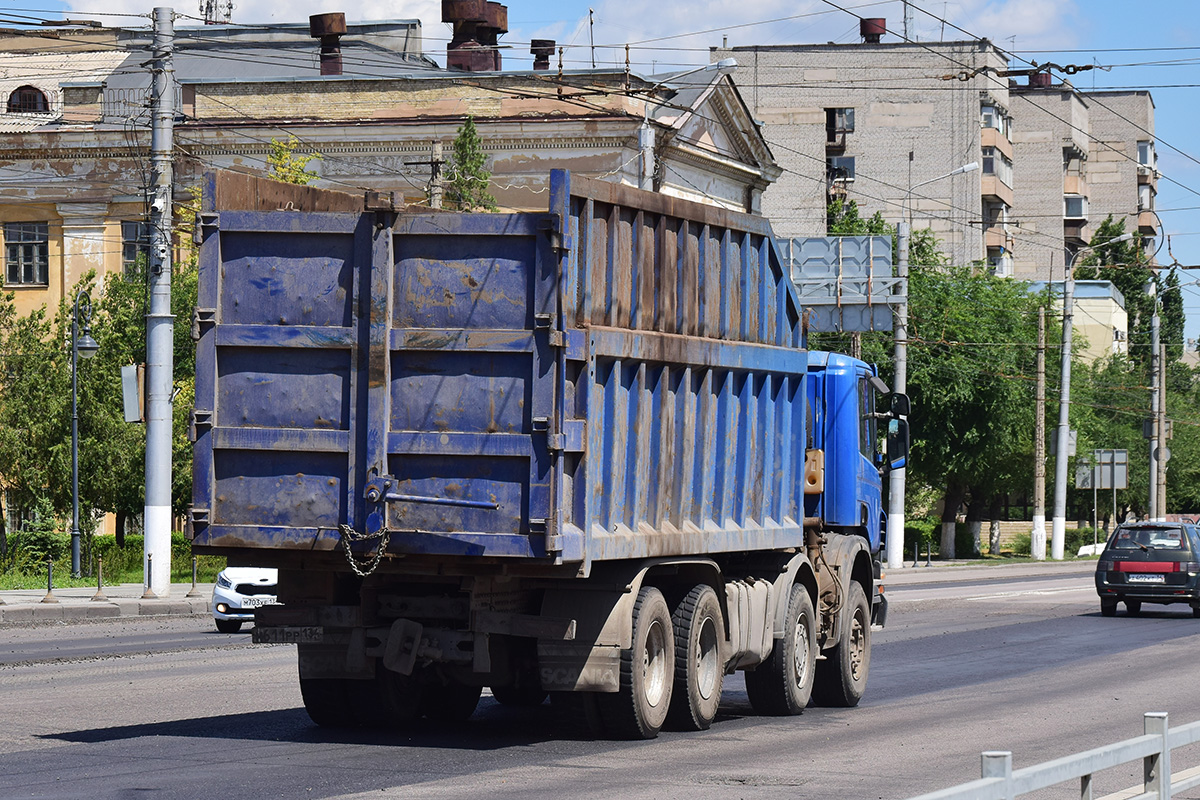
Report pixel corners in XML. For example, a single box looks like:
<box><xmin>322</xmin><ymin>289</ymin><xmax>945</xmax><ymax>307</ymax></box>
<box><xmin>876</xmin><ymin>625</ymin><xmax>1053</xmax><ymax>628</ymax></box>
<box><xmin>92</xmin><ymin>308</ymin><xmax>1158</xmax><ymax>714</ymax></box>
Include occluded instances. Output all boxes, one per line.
<box><xmin>1063</xmin><ymin>175</ymin><xmax>1087</xmax><ymax>196</ymax></box>
<box><xmin>985</xmin><ymin>225</ymin><xmax>1009</xmax><ymax>250</ymax></box>
<box><xmin>1064</xmin><ymin>221</ymin><xmax>1090</xmax><ymax>246</ymax></box>
<box><xmin>1138</xmin><ymin>210</ymin><xmax>1158</xmax><ymax>235</ymax></box>
<box><xmin>981</xmin><ymin>175</ymin><xmax>1014</xmax><ymax>207</ymax></box>
<box><xmin>826</xmin><ymin>130</ymin><xmax>847</xmax><ymax>150</ymax></box>
<box><xmin>1137</xmin><ymin>165</ymin><xmax>1157</xmax><ymax>187</ymax></box>
<box><xmin>981</xmin><ymin>126</ymin><xmax>1014</xmax><ymax>160</ymax></box>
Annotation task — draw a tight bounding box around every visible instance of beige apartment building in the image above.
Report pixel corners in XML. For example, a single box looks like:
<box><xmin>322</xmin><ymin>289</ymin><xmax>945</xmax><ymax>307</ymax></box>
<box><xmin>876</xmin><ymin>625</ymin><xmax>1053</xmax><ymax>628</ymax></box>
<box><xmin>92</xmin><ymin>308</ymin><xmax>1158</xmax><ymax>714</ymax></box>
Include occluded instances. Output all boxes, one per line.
<box><xmin>715</xmin><ymin>22</ymin><xmax>1158</xmax><ymax>292</ymax></box>
<box><xmin>715</xmin><ymin>32</ymin><xmax>1013</xmax><ymax>273</ymax></box>
<box><xmin>1011</xmin><ymin>81</ymin><xmax>1157</xmax><ymax>281</ymax></box>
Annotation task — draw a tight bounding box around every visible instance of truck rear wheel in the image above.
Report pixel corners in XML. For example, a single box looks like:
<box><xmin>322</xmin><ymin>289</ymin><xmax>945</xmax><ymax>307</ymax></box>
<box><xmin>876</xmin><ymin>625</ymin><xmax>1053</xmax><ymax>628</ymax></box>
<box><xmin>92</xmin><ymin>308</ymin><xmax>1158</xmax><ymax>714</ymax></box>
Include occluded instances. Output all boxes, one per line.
<box><xmin>299</xmin><ymin>677</ymin><xmax>351</xmax><ymax>727</ymax></box>
<box><xmin>597</xmin><ymin>585</ymin><xmax>674</xmax><ymax>739</ymax></box>
<box><xmin>667</xmin><ymin>584</ymin><xmax>724</xmax><ymax>731</ymax></box>
<box><xmin>420</xmin><ymin>681</ymin><xmax>482</xmax><ymax>722</ymax></box>
<box><xmin>812</xmin><ymin>580</ymin><xmax>870</xmax><ymax>707</ymax></box>
<box><xmin>745</xmin><ymin>584</ymin><xmax>816</xmax><ymax>716</ymax></box>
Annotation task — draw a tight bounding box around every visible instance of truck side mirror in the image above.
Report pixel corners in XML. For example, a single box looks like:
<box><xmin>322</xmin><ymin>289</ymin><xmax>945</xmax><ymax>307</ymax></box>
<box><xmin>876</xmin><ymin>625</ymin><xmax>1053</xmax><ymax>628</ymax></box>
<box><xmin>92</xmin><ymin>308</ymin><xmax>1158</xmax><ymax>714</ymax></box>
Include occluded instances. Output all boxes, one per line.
<box><xmin>886</xmin><ymin>418</ymin><xmax>909</xmax><ymax>471</ymax></box>
<box><xmin>890</xmin><ymin>393</ymin><xmax>910</xmax><ymax>417</ymax></box>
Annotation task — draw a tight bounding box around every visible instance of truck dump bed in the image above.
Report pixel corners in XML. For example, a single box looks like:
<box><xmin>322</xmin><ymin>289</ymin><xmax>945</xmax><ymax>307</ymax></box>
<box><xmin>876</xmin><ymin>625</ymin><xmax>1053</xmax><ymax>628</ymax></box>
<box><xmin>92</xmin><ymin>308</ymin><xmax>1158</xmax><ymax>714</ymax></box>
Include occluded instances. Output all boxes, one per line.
<box><xmin>191</xmin><ymin>170</ymin><xmax>808</xmax><ymax>571</ymax></box>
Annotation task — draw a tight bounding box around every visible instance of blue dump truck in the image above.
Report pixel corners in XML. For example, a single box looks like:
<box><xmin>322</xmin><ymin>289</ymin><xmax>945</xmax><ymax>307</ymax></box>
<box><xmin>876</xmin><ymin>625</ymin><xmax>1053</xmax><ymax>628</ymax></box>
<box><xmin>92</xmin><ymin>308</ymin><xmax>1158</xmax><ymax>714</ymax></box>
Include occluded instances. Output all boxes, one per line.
<box><xmin>190</xmin><ymin>169</ymin><xmax>908</xmax><ymax>739</ymax></box>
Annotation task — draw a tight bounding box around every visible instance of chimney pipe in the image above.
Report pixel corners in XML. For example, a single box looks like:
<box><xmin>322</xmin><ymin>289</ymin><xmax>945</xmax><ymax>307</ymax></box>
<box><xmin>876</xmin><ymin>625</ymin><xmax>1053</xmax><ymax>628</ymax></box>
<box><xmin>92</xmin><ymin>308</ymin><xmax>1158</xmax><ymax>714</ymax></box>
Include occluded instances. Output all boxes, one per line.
<box><xmin>860</xmin><ymin>17</ymin><xmax>886</xmax><ymax>44</ymax></box>
<box><xmin>444</xmin><ymin>0</ymin><xmax>508</xmax><ymax>72</ymax></box>
<box><xmin>1029</xmin><ymin>70</ymin><xmax>1053</xmax><ymax>88</ymax></box>
<box><xmin>309</xmin><ymin>13</ymin><xmax>347</xmax><ymax>76</ymax></box>
<box><xmin>531</xmin><ymin>38</ymin><xmax>554</xmax><ymax>70</ymax></box>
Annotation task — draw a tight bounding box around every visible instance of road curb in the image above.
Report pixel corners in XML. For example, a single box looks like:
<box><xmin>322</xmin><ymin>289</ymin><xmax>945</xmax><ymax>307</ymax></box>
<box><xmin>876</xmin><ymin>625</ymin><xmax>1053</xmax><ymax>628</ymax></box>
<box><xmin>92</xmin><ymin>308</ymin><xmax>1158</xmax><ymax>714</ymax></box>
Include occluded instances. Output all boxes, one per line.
<box><xmin>0</xmin><ymin>585</ymin><xmax>212</xmax><ymax>625</ymax></box>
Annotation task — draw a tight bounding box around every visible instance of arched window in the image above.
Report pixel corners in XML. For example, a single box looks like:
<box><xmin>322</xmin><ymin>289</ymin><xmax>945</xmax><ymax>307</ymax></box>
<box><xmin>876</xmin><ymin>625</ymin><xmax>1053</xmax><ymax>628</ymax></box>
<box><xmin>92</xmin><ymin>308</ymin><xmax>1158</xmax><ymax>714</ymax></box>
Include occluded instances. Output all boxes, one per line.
<box><xmin>7</xmin><ymin>86</ymin><xmax>49</xmax><ymax>113</ymax></box>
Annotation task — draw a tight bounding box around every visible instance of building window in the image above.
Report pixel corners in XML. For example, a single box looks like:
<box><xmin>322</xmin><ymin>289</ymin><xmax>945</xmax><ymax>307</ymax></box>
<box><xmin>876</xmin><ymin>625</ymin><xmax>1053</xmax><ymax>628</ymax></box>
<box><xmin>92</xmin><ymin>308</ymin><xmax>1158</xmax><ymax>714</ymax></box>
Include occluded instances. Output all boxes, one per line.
<box><xmin>1138</xmin><ymin>184</ymin><xmax>1153</xmax><ymax>212</ymax></box>
<box><xmin>827</xmin><ymin>156</ymin><xmax>855</xmax><ymax>182</ymax></box>
<box><xmin>6</xmin><ymin>85</ymin><xmax>49</xmax><ymax>113</ymax></box>
<box><xmin>982</xmin><ymin>147</ymin><xmax>1013</xmax><ymax>187</ymax></box>
<box><xmin>981</xmin><ymin>104</ymin><xmax>1011</xmax><ymax>138</ymax></box>
<box><xmin>987</xmin><ymin>249</ymin><xmax>1013</xmax><ymax>278</ymax></box>
<box><xmin>825</xmin><ymin>107</ymin><xmax>855</xmax><ymax>145</ymax></box>
<box><xmin>1137</xmin><ymin>140</ymin><xmax>1155</xmax><ymax>167</ymax></box>
<box><xmin>1064</xmin><ymin>195</ymin><xmax>1088</xmax><ymax>219</ymax></box>
<box><xmin>3</xmin><ymin>222</ymin><xmax>49</xmax><ymax>286</ymax></box>
<box><xmin>122</xmin><ymin>220</ymin><xmax>150</xmax><ymax>273</ymax></box>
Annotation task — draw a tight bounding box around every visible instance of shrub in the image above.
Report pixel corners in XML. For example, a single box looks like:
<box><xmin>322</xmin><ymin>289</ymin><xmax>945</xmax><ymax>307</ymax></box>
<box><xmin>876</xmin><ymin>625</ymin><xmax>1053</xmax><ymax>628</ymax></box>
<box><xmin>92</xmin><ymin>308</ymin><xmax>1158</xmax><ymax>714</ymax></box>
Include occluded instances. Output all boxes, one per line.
<box><xmin>1010</xmin><ymin>533</ymin><xmax>1032</xmax><ymax>556</ymax></box>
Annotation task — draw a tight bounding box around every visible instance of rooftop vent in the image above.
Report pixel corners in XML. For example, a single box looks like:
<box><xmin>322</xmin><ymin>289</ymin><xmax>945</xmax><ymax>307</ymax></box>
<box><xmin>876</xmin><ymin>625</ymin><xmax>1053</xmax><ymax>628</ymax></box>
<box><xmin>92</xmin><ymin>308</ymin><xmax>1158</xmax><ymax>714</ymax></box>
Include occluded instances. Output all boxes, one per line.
<box><xmin>860</xmin><ymin>18</ymin><xmax>886</xmax><ymax>43</ymax></box>
<box><xmin>309</xmin><ymin>13</ymin><xmax>347</xmax><ymax>76</ymax></box>
<box><xmin>531</xmin><ymin>38</ymin><xmax>555</xmax><ymax>71</ymax></box>
<box><xmin>443</xmin><ymin>0</ymin><xmax>509</xmax><ymax>72</ymax></box>
<box><xmin>1029</xmin><ymin>71</ymin><xmax>1053</xmax><ymax>88</ymax></box>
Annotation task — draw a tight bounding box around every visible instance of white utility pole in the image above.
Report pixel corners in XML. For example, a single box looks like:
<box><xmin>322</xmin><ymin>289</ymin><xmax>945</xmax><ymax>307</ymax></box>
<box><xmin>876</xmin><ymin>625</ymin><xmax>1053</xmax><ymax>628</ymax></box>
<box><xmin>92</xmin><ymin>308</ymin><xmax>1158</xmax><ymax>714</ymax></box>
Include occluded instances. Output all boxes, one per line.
<box><xmin>144</xmin><ymin>7</ymin><xmax>175</xmax><ymax>597</ymax></box>
<box><xmin>887</xmin><ymin>160</ymin><xmax>977</xmax><ymax>569</ymax></box>
<box><xmin>1158</xmin><ymin>343</ymin><xmax>1168</xmax><ymax>519</ymax></box>
<box><xmin>885</xmin><ymin>221</ymin><xmax>909</xmax><ymax>570</ymax></box>
<box><xmin>1051</xmin><ymin>233</ymin><xmax>1133</xmax><ymax>559</ymax></box>
<box><xmin>1149</xmin><ymin>307</ymin><xmax>1160</xmax><ymax>520</ymax></box>
<box><xmin>1032</xmin><ymin>307</ymin><xmax>1046</xmax><ymax>560</ymax></box>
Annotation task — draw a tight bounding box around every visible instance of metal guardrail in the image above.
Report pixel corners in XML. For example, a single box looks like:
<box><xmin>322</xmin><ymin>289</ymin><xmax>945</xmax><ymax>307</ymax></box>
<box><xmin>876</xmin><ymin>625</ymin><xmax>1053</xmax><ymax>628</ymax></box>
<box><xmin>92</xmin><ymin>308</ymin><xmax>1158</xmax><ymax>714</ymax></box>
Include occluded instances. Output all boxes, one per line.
<box><xmin>906</xmin><ymin>713</ymin><xmax>1200</xmax><ymax>800</ymax></box>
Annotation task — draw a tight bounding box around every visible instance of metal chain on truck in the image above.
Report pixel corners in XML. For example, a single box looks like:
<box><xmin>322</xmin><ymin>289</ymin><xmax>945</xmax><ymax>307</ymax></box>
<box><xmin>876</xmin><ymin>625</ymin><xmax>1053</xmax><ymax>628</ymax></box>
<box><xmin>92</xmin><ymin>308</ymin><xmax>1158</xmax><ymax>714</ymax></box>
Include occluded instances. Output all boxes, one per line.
<box><xmin>337</xmin><ymin>523</ymin><xmax>391</xmax><ymax>577</ymax></box>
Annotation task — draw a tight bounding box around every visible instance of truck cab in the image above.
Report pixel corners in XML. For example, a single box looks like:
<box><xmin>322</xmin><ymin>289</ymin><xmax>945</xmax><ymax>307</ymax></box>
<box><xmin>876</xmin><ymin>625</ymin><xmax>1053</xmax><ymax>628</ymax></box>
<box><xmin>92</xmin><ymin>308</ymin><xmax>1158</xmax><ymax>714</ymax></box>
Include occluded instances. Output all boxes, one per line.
<box><xmin>805</xmin><ymin>351</ymin><xmax>908</xmax><ymax>604</ymax></box>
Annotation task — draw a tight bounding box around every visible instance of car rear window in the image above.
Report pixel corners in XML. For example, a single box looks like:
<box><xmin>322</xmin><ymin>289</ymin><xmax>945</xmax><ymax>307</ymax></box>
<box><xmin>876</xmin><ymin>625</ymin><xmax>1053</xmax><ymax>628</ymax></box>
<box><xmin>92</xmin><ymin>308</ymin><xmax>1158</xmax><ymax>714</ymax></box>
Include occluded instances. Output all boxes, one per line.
<box><xmin>1110</xmin><ymin>527</ymin><xmax>1189</xmax><ymax>550</ymax></box>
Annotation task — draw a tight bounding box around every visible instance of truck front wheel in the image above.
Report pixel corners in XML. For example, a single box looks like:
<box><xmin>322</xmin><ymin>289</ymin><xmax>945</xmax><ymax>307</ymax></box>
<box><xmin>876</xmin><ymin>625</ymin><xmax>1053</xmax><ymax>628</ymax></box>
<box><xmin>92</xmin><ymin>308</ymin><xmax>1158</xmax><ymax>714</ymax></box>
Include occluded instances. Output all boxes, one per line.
<box><xmin>597</xmin><ymin>585</ymin><xmax>674</xmax><ymax>739</ymax></box>
<box><xmin>667</xmin><ymin>584</ymin><xmax>725</xmax><ymax>731</ymax></box>
<box><xmin>812</xmin><ymin>580</ymin><xmax>870</xmax><ymax>707</ymax></box>
<box><xmin>745</xmin><ymin>584</ymin><xmax>816</xmax><ymax>716</ymax></box>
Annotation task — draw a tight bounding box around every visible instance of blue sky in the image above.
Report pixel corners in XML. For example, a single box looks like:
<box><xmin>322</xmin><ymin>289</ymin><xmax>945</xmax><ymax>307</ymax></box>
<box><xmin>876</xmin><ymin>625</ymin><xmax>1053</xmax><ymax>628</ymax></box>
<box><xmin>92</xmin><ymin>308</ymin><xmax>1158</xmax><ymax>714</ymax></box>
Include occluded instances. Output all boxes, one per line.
<box><xmin>8</xmin><ymin>0</ymin><xmax>1200</xmax><ymax>339</ymax></box>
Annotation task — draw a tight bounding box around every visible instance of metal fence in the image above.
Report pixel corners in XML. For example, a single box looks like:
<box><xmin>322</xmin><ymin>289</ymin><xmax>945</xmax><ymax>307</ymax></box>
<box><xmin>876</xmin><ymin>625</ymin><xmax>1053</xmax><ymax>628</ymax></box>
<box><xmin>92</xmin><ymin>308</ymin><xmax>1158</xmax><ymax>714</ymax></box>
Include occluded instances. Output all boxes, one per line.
<box><xmin>906</xmin><ymin>713</ymin><xmax>1200</xmax><ymax>800</ymax></box>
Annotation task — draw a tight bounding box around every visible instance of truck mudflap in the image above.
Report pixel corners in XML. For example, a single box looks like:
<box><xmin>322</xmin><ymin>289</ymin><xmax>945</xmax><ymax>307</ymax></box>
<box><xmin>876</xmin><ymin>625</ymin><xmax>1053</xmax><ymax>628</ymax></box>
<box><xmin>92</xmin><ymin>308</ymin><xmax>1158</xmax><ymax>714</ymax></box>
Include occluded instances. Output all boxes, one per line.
<box><xmin>871</xmin><ymin>585</ymin><xmax>888</xmax><ymax>628</ymax></box>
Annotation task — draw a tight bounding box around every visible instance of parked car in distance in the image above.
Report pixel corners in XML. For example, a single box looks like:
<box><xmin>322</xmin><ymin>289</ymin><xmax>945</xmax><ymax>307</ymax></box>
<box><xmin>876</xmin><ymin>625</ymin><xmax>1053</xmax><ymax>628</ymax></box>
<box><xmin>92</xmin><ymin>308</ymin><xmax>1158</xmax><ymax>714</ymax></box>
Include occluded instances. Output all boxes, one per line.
<box><xmin>212</xmin><ymin>567</ymin><xmax>280</xmax><ymax>633</ymax></box>
<box><xmin>1095</xmin><ymin>522</ymin><xmax>1200</xmax><ymax>617</ymax></box>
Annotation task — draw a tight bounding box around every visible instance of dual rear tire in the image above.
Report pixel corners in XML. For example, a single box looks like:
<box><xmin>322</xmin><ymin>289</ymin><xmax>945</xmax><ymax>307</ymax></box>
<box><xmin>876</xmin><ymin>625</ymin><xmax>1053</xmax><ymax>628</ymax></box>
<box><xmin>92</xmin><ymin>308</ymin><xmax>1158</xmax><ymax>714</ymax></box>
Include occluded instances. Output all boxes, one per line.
<box><xmin>595</xmin><ymin>583</ymin><xmax>729</xmax><ymax>739</ymax></box>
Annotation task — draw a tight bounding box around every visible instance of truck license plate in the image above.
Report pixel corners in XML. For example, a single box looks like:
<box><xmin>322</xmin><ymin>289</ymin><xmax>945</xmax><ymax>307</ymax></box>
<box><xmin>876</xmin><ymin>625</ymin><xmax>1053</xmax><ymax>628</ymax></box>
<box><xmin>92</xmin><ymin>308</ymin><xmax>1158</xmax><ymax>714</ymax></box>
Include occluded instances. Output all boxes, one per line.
<box><xmin>253</xmin><ymin>626</ymin><xmax>323</xmax><ymax>644</ymax></box>
<box><xmin>244</xmin><ymin>595</ymin><xmax>279</xmax><ymax>608</ymax></box>
<box><xmin>1127</xmin><ymin>574</ymin><xmax>1165</xmax><ymax>584</ymax></box>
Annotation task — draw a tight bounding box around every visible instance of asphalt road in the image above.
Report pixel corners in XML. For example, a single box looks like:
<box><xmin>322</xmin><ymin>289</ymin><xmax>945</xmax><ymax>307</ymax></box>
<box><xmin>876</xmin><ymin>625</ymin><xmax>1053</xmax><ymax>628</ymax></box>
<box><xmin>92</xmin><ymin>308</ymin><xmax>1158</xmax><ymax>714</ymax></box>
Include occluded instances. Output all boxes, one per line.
<box><xmin>4</xmin><ymin>569</ymin><xmax>1200</xmax><ymax>800</ymax></box>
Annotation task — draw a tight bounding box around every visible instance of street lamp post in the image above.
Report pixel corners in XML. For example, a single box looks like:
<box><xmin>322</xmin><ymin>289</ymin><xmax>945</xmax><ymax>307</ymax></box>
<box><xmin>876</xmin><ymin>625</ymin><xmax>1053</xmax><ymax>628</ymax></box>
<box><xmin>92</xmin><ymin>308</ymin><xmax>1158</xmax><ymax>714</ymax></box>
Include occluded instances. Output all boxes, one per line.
<box><xmin>1049</xmin><ymin>232</ymin><xmax>1134</xmax><ymax>560</ymax></box>
<box><xmin>71</xmin><ymin>289</ymin><xmax>99</xmax><ymax>578</ymax></box>
<box><xmin>887</xmin><ymin>160</ymin><xmax>978</xmax><ymax>569</ymax></box>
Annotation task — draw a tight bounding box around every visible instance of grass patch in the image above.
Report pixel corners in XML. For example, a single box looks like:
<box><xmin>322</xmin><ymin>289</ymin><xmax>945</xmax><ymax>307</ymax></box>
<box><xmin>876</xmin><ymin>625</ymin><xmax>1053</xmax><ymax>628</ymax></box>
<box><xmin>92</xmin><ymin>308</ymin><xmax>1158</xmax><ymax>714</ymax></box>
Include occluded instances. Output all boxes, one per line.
<box><xmin>0</xmin><ymin>530</ymin><xmax>225</xmax><ymax>590</ymax></box>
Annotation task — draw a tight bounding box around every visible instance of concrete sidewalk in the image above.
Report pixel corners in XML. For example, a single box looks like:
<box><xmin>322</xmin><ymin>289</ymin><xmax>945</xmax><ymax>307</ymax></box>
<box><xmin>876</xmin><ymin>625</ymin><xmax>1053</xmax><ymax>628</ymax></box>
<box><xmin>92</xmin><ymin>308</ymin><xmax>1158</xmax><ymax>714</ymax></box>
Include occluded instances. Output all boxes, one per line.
<box><xmin>884</xmin><ymin>558</ymin><xmax>1096</xmax><ymax>587</ymax></box>
<box><xmin>0</xmin><ymin>558</ymin><xmax>1097</xmax><ymax>624</ymax></box>
<box><xmin>0</xmin><ymin>582</ymin><xmax>213</xmax><ymax>624</ymax></box>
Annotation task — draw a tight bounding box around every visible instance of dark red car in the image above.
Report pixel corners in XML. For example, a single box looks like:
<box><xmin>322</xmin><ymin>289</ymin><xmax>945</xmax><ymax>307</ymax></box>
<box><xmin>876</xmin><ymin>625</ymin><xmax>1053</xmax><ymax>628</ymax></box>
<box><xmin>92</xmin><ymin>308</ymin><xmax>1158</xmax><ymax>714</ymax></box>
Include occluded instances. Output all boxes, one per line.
<box><xmin>1095</xmin><ymin>522</ymin><xmax>1200</xmax><ymax>617</ymax></box>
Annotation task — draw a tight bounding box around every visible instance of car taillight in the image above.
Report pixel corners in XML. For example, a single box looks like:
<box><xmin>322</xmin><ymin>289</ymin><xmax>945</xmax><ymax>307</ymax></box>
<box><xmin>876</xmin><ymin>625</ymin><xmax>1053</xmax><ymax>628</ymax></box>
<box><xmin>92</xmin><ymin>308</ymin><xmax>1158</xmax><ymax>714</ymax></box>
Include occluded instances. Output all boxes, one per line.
<box><xmin>1184</xmin><ymin>562</ymin><xmax>1200</xmax><ymax>574</ymax></box>
<box><xmin>1097</xmin><ymin>560</ymin><xmax>1113</xmax><ymax>572</ymax></box>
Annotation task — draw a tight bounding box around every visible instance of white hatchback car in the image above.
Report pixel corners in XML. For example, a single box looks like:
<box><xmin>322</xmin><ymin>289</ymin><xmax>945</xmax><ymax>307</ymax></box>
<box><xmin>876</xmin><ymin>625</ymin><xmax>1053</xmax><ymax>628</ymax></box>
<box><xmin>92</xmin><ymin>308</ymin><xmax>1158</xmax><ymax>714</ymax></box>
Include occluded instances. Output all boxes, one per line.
<box><xmin>212</xmin><ymin>567</ymin><xmax>280</xmax><ymax>633</ymax></box>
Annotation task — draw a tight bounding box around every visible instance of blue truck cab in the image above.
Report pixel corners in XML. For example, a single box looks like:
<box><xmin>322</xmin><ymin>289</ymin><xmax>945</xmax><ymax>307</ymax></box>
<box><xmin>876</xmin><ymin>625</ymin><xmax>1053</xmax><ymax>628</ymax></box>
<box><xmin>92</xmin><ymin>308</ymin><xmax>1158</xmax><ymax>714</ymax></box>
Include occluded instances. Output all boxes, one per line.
<box><xmin>805</xmin><ymin>351</ymin><xmax>908</xmax><ymax>625</ymax></box>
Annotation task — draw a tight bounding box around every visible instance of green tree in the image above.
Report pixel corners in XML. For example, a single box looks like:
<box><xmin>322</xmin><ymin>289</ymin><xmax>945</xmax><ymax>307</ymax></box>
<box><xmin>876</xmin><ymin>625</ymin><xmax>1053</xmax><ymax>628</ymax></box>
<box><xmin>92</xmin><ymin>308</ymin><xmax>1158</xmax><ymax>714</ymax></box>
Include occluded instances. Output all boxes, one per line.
<box><xmin>904</xmin><ymin>253</ymin><xmax>1042</xmax><ymax>556</ymax></box>
<box><xmin>445</xmin><ymin>116</ymin><xmax>497</xmax><ymax>212</ymax></box>
<box><xmin>827</xmin><ymin>198</ymin><xmax>890</xmax><ymax>237</ymax></box>
<box><xmin>267</xmin><ymin>134</ymin><xmax>322</xmax><ymax>185</ymax></box>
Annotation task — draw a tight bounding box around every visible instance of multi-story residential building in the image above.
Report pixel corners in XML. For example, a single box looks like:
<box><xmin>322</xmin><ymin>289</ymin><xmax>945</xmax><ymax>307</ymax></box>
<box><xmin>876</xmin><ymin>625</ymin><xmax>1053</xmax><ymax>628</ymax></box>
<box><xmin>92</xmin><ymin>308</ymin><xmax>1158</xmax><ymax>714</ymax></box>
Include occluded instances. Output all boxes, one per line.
<box><xmin>715</xmin><ymin>23</ymin><xmax>1013</xmax><ymax>272</ymax></box>
<box><xmin>1011</xmin><ymin>79</ymin><xmax>1158</xmax><ymax>279</ymax></box>
<box><xmin>714</xmin><ymin>20</ymin><xmax>1158</xmax><ymax>288</ymax></box>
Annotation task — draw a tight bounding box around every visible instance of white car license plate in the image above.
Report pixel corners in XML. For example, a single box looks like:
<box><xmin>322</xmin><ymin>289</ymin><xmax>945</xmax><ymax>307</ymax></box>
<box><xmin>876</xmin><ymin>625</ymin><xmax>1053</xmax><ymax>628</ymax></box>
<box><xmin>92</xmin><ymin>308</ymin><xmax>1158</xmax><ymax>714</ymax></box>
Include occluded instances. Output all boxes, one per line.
<box><xmin>1127</xmin><ymin>574</ymin><xmax>1165</xmax><ymax>584</ymax></box>
<box><xmin>244</xmin><ymin>595</ymin><xmax>279</xmax><ymax>608</ymax></box>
